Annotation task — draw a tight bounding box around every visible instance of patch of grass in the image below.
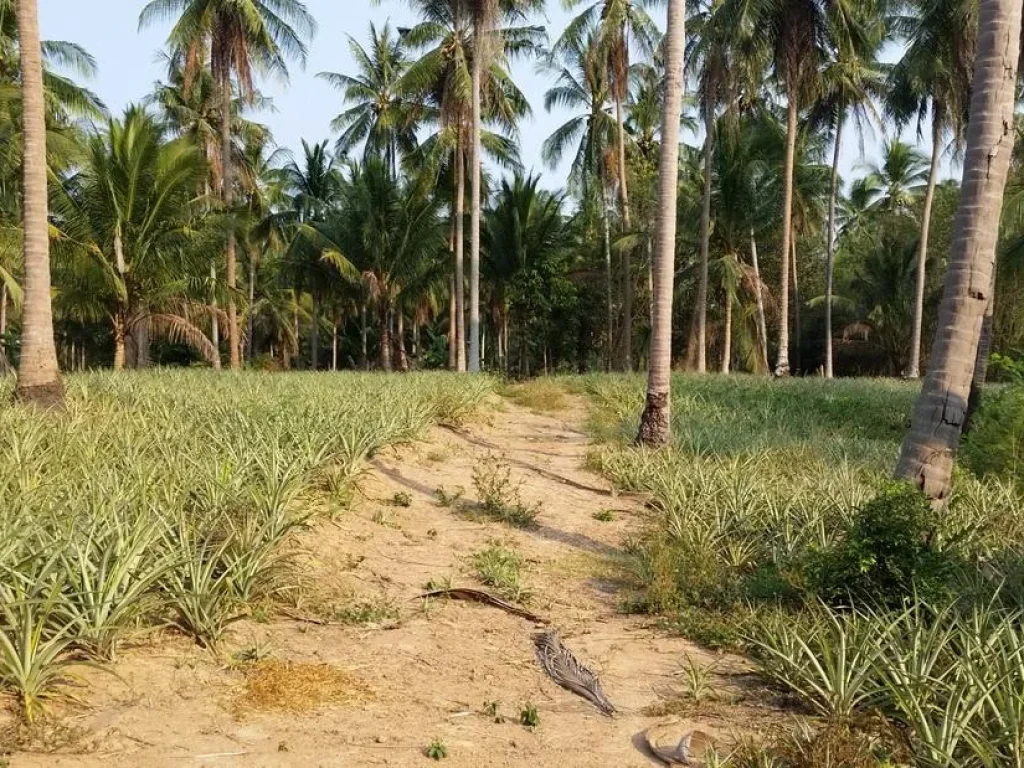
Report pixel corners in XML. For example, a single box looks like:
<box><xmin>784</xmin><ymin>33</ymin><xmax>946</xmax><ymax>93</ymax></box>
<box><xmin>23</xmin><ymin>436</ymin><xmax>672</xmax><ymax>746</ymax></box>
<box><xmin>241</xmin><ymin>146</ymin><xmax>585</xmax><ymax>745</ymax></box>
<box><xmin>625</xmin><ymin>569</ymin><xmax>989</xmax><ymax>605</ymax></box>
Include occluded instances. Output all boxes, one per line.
<box><xmin>519</xmin><ymin>702</ymin><xmax>539</xmax><ymax>728</ymax></box>
<box><xmin>426</xmin><ymin>737</ymin><xmax>448</xmax><ymax>760</ymax></box>
<box><xmin>235</xmin><ymin>659</ymin><xmax>370</xmax><ymax>715</ymax></box>
<box><xmin>434</xmin><ymin>486</ymin><xmax>465</xmax><ymax>508</ymax></box>
<box><xmin>483</xmin><ymin>700</ymin><xmax>504</xmax><ymax>722</ymax></box>
<box><xmin>592</xmin><ymin>509</ymin><xmax>615</xmax><ymax>522</ymax></box>
<box><xmin>472</xmin><ymin>455</ymin><xmax>541</xmax><ymax>528</ymax></box>
<box><xmin>390</xmin><ymin>491</ymin><xmax>413</xmax><ymax>507</ymax></box>
<box><xmin>330</xmin><ymin>595</ymin><xmax>400</xmax><ymax>627</ymax></box>
<box><xmin>471</xmin><ymin>542</ymin><xmax>528</xmax><ymax>602</ymax></box>
<box><xmin>499</xmin><ymin>379</ymin><xmax>569</xmax><ymax>411</ymax></box>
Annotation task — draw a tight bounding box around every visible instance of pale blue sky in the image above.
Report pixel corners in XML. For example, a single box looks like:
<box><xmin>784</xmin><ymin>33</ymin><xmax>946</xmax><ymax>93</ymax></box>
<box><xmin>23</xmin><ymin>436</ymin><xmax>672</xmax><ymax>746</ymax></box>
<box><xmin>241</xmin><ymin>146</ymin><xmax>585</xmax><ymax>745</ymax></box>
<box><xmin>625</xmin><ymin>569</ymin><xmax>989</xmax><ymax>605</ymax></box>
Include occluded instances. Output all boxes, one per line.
<box><xmin>38</xmin><ymin>1</ymin><xmax>954</xmax><ymax>192</ymax></box>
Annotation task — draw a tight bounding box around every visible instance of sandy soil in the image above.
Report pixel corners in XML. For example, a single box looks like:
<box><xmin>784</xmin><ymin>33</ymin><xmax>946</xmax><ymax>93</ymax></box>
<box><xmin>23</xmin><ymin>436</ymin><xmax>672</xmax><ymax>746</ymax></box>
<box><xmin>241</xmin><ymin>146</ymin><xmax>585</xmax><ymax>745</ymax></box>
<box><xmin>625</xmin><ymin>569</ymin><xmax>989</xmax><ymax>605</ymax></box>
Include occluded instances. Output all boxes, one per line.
<box><xmin>4</xmin><ymin>395</ymin><xmax>789</xmax><ymax>767</ymax></box>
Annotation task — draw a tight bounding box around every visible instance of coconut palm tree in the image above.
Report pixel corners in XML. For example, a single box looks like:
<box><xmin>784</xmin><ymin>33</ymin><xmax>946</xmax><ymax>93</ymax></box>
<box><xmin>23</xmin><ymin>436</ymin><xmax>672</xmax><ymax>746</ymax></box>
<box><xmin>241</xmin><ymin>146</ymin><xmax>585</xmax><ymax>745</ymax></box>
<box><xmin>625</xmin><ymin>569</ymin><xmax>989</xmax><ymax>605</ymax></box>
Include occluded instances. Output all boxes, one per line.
<box><xmin>636</xmin><ymin>0</ymin><xmax>685</xmax><ymax>446</ymax></box>
<box><xmin>812</xmin><ymin>16</ymin><xmax>887</xmax><ymax>378</ymax></box>
<box><xmin>54</xmin><ymin>106</ymin><xmax>216</xmax><ymax>369</ymax></box>
<box><xmin>888</xmin><ymin>0</ymin><xmax>977</xmax><ymax>379</ymax></box>
<box><xmin>139</xmin><ymin>0</ymin><xmax>317</xmax><ymax>370</ymax></box>
<box><xmin>896</xmin><ymin>0</ymin><xmax>1020</xmax><ymax>501</ymax></box>
<box><xmin>561</xmin><ymin>0</ymin><xmax>660</xmax><ymax>371</ymax></box>
<box><xmin>318</xmin><ymin>23</ymin><xmax>420</xmax><ymax>174</ymax></box>
<box><xmin>862</xmin><ymin>140</ymin><xmax>929</xmax><ymax>215</ymax></box>
<box><xmin>13</xmin><ymin>0</ymin><xmax>61</xmax><ymax>405</ymax></box>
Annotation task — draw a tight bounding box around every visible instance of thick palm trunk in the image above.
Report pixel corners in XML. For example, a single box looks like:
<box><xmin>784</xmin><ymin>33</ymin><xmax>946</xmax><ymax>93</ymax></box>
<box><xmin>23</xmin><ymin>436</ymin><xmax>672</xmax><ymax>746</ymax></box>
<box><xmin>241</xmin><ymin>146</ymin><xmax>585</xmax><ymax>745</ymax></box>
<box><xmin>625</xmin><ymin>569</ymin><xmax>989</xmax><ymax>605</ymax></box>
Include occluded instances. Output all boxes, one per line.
<box><xmin>616</xmin><ymin>97</ymin><xmax>633</xmax><ymax>371</ymax></box>
<box><xmin>14</xmin><ymin>0</ymin><xmax>62</xmax><ymax>407</ymax></box>
<box><xmin>220</xmin><ymin>69</ymin><xmax>240</xmax><ymax>370</ymax></box>
<box><xmin>824</xmin><ymin>116</ymin><xmax>842</xmax><ymax>379</ymax></box>
<box><xmin>896</xmin><ymin>0</ymin><xmax>1021</xmax><ymax>501</ymax></box>
<box><xmin>112</xmin><ymin>313</ymin><xmax>127</xmax><ymax>372</ymax></box>
<box><xmin>774</xmin><ymin>92</ymin><xmax>798</xmax><ymax>377</ymax></box>
<box><xmin>750</xmin><ymin>230</ymin><xmax>770</xmax><ymax>374</ymax></box>
<box><xmin>454</xmin><ymin>147</ymin><xmax>467</xmax><ymax>372</ymax></box>
<box><xmin>966</xmin><ymin>267</ymin><xmax>998</xmax><ymax>428</ymax></box>
<box><xmin>469</xmin><ymin>40</ymin><xmax>483</xmax><ymax>373</ymax></box>
<box><xmin>380</xmin><ymin>305</ymin><xmax>393</xmax><ymax>372</ymax></box>
<box><xmin>637</xmin><ymin>0</ymin><xmax>685</xmax><ymax>446</ymax></box>
<box><xmin>908</xmin><ymin>118</ymin><xmax>943</xmax><ymax>379</ymax></box>
<box><xmin>395</xmin><ymin>310</ymin><xmax>409</xmax><ymax>372</ymax></box>
<box><xmin>210</xmin><ymin>262</ymin><xmax>221</xmax><ymax>370</ymax></box>
<box><xmin>696</xmin><ymin>100</ymin><xmax>714</xmax><ymax>374</ymax></box>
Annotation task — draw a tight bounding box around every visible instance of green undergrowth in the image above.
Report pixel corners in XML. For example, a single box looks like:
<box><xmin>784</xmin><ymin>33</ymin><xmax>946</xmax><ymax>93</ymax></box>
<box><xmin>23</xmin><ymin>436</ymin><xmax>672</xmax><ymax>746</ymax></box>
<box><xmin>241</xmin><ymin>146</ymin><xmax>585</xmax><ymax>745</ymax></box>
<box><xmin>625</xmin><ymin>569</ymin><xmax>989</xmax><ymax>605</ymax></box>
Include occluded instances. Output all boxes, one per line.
<box><xmin>0</xmin><ymin>370</ymin><xmax>491</xmax><ymax>720</ymax></box>
<box><xmin>576</xmin><ymin>373</ymin><xmax>1024</xmax><ymax>766</ymax></box>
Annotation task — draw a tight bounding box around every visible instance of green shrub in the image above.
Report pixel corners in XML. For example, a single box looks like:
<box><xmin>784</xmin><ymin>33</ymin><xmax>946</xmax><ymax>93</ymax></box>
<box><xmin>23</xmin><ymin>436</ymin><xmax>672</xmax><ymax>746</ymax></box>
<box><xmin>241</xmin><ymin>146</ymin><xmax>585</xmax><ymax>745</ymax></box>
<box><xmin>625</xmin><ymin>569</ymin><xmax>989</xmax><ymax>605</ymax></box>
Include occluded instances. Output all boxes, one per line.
<box><xmin>807</xmin><ymin>483</ymin><xmax>957</xmax><ymax>607</ymax></box>
<box><xmin>963</xmin><ymin>385</ymin><xmax>1024</xmax><ymax>486</ymax></box>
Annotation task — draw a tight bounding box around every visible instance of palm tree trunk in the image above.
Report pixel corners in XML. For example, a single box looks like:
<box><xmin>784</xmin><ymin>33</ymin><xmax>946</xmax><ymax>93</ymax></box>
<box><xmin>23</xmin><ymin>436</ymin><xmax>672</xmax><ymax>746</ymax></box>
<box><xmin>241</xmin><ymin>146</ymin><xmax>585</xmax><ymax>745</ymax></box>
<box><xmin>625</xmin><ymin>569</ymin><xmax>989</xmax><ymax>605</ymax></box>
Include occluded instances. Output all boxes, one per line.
<box><xmin>310</xmin><ymin>295</ymin><xmax>320</xmax><ymax>371</ymax></box>
<box><xmin>454</xmin><ymin>146</ymin><xmax>467</xmax><ymax>372</ymax></box>
<box><xmin>14</xmin><ymin>0</ymin><xmax>62</xmax><ymax>406</ymax></box>
<box><xmin>908</xmin><ymin>117</ymin><xmax>943</xmax><ymax>379</ymax></box>
<box><xmin>395</xmin><ymin>309</ymin><xmax>409</xmax><ymax>372</ymax></box>
<box><xmin>895</xmin><ymin>0</ymin><xmax>1021</xmax><ymax>501</ymax></box>
<box><xmin>696</xmin><ymin>99</ymin><xmax>714</xmax><ymax>374</ymax></box>
<box><xmin>750</xmin><ymin>230</ymin><xmax>770</xmax><ymax>374</ymax></box>
<box><xmin>448</xmin><ymin>274</ymin><xmax>457</xmax><ymax>370</ymax></box>
<box><xmin>1</xmin><ymin>283</ymin><xmax>8</xmax><ymax>355</ymax></box>
<box><xmin>647</xmin><ymin>236</ymin><xmax>655</xmax><ymax>336</ymax></box>
<box><xmin>210</xmin><ymin>262</ymin><xmax>221</xmax><ymax>370</ymax></box>
<box><xmin>616</xmin><ymin>97</ymin><xmax>633</xmax><ymax>371</ymax></box>
<box><xmin>247</xmin><ymin>257</ymin><xmax>256</xmax><ymax>364</ymax></box>
<box><xmin>112</xmin><ymin>312</ymin><xmax>127</xmax><ymax>371</ymax></box>
<box><xmin>380</xmin><ymin>304</ymin><xmax>393</xmax><ymax>372</ymax></box>
<box><xmin>966</xmin><ymin>267</ymin><xmax>998</xmax><ymax>429</ymax></box>
<box><xmin>603</xmin><ymin>185</ymin><xmax>614</xmax><ymax>372</ymax></box>
<box><xmin>469</xmin><ymin>35</ymin><xmax>483</xmax><ymax>373</ymax></box>
<box><xmin>360</xmin><ymin>301</ymin><xmax>369</xmax><ymax>370</ymax></box>
<box><xmin>774</xmin><ymin>90</ymin><xmax>798</xmax><ymax>377</ymax></box>
<box><xmin>825</xmin><ymin>114</ymin><xmax>843</xmax><ymax>379</ymax></box>
<box><xmin>220</xmin><ymin>68</ymin><xmax>240</xmax><ymax>370</ymax></box>
<box><xmin>503</xmin><ymin>313</ymin><xmax>510</xmax><ymax>375</ymax></box>
<box><xmin>722</xmin><ymin>291</ymin><xmax>732</xmax><ymax>374</ymax></box>
<box><xmin>413</xmin><ymin>318</ymin><xmax>420</xmax><ymax>363</ymax></box>
<box><xmin>637</xmin><ymin>0</ymin><xmax>685</xmax><ymax>446</ymax></box>
<box><xmin>791</xmin><ymin>233</ymin><xmax>801</xmax><ymax>373</ymax></box>
<box><xmin>331</xmin><ymin>319</ymin><xmax>338</xmax><ymax>372</ymax></box>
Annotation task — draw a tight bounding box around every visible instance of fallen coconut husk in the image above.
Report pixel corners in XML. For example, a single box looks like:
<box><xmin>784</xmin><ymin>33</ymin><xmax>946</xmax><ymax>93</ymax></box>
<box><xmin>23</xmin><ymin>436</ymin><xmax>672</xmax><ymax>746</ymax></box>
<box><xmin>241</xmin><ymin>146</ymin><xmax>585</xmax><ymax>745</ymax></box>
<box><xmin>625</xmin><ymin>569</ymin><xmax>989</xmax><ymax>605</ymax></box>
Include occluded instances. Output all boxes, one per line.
<box><xmin>533</xmin><ymin>630</ymin><xmax>615</xmax><ymax>715</ymax></box>
<box><xmin>644</xmin><ymin>721</ymin><xmax>716</xmax><ymax>766</ymax></box>
<box><xmin>419</xmin><ymin>587</ymin><xmax>548</xmax><ymax>624</ymax></box>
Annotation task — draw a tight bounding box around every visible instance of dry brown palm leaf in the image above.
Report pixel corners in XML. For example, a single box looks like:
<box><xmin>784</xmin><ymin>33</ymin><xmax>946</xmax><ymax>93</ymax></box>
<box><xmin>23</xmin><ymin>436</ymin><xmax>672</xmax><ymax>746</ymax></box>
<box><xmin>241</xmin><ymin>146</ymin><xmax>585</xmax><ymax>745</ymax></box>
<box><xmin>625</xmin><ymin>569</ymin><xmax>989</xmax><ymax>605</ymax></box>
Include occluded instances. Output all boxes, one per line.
<box><xmin>533</xmin><ymin>630</ymin><xmax>615</xmax><ymax>716</ymax></box>
<box><xmin>418</xmin><ymin>587</ymin><xmax>547</xmax><ymax>624</ymax></box>
<box><xmin>644</xmin><ymin>722</ymin><xmax>716</xmax><ymax>766</ymax></box>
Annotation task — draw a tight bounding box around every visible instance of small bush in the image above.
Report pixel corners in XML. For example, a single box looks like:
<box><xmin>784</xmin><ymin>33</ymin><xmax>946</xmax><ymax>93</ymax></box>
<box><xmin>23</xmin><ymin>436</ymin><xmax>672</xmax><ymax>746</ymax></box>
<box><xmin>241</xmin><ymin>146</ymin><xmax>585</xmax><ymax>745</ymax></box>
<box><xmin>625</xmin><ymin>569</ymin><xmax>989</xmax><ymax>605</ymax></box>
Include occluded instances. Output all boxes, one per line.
<box><xmin>471</xmin><ymin>543</ymin><xmax>528</xmax><ymax>602</ymax></box>
<box><xmin>519</xmin><ymin>703</ymin><xmax>539</xmax><ymax>728</ymax></box>
<box><xmin>425</xmin><ymin>737</ymin><xmax>448</xmax><ymax>760</ymax></box>
<box><xmin>472</xmin><ymin>455</ymin><xmax>540</xmax><ymax>527</ymax></box>
<box><xmin>807</xmin><ymin>483</ymin><xmax>957</xmax><ymax>607</ymax></box>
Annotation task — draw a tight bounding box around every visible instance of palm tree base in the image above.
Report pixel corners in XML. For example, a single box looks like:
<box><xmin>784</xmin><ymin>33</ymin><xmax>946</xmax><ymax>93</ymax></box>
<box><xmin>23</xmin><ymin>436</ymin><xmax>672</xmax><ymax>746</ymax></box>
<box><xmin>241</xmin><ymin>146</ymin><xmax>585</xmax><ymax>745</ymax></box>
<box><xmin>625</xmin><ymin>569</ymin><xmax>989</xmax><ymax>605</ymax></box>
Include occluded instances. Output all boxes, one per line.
<box><xmin>14</xmin><ymin>378</ymin><xmax>65</xmax><ymax>410</ymax></box>
<box><xmin>635</xmin><ymin>391</ymin><xmax>670</xmax><ymax>446</ymax></box>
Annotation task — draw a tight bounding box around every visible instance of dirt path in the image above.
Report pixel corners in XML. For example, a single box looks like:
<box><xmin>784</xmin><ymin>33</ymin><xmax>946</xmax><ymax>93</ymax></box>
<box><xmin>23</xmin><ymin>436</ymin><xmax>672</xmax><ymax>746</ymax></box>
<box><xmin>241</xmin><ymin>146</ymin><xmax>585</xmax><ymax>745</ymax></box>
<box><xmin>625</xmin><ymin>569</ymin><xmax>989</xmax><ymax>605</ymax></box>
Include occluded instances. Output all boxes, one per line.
<box><xmin>12</xmin><ymin>396</ymin><xmax>781</xmax><ymax>767</ymax></box>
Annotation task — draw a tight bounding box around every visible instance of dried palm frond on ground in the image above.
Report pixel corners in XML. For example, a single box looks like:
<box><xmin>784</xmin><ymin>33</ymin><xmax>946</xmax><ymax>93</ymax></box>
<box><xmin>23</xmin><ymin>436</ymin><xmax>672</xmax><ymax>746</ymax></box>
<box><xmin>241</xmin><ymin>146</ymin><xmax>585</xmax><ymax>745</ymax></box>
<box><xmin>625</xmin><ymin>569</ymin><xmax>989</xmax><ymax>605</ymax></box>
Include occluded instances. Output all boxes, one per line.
<box><xmin>234</xmin><ymin>660</ymin><xmax>371</xmax><ymax>715</ymax></box>
<box><xmin>533</xmin><ymin>631</ymin><xmax>615</xmax><ymax>716</ymax></box>
<box><xmin>419</xmin><ymin>587</ymin><xmax>548</xmax><ymax>623</ymax></box>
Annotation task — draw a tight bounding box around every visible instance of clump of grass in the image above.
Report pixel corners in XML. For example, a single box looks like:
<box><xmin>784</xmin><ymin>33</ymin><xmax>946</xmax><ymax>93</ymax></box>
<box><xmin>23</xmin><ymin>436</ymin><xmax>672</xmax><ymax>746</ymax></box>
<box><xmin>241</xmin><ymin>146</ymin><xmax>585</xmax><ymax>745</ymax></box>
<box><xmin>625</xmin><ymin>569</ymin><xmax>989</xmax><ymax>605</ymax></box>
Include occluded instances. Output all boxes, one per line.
<box><xmin>390</xmin><ymin>491</ymin><xmax>413</xmax><ymax>508</ymax></box>
<box><xmin>434</xmin><ymin>486</ymin><xmax>464</xmax><ymax>508</ymax></box>
<box><xmin>592</xmin><ymin>509</ymin><xmax>615</xmax><ymax>522</ymax></box>
<box><xmin>235</xmin><ymin>659</ymin><xmax>370</xmax><ymax>715</ymax></box>
<box><xmin>472</xmin><ymin>455</ymin><xmax>541</xmax><ymax>528</ymax></box>
<box><xmin>499</xmin><ymin>379</ymin><xmax>569</xmax><ymax>412</ymax></box>
<box><xmin>483</xmin><ymin>700</ymin><xmax>504</xmax><ymax>723</ymax></box>
<box><xmin>471</xmin><ymin>543</ymin><xmax>528</xmax><ymax>602</ymax></box>
<box><xmin>331</xmin><ymin>595</ymin><xmax>400</xmax><ymax>627</ymax></box>
<box><xmin>519</xmin><ymin>702</ymin><xmax>539</xmax><ymax>728</ymax></box>
<box><xmin>426</xmin><ymin>737</ymin><xmax>448</xmax><ymax>760</ymax></box>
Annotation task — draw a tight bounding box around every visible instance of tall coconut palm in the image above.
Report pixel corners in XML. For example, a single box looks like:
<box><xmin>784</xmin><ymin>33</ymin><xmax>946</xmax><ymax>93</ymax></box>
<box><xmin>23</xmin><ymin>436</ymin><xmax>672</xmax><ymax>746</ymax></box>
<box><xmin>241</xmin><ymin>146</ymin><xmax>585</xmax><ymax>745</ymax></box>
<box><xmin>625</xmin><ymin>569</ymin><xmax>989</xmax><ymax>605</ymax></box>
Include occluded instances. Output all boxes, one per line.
<box><xmin>318</xmin><ymin>23</ymin><xmax>419</xmax><ymax>174</ymax></box>
<box><xmin>889</xmin><ymin>0</ymin><xmax>977</xmax><ymax>378</ymax></box>
<box><xmin>139</xmin><ymin>0</ymin><xmax>317</xmax><ymax>370</ymax></box>
<box><xmin>55</xmin><ymin>106</ymin><xmax>216</xmax><ymax>369</ymax></box>
<box><xmin>812</xmin><ymin>18</ymin><xmax>886</xmax><ymax>378</ymax></box>
<box><xmin>13</xmin><ymin>0</ymin><xmax>61</xmax><ymax>406</ymax></box>
<box><xmin>542</xmin><ymin>29</ymin><xmax>618</xmax><ymax>369</ymax></box>
<box><xmin>561</xmin><ymin>0</ymin><xmax>660</xmax><ymax>371</ymax></box>
<box><xmin>636</xmin><ymin>0</ymin><xmax>684</xmax><ymax>446</ymax></box>
<box><xmin>863</xmin><ymin>139</ymin><xmax>929</xmax><ymax>214</ymax></box>
<box><xmin>895</xmin><ymin>0</ymin><xmax>1020</xmax><ymax>501</ymax></box>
